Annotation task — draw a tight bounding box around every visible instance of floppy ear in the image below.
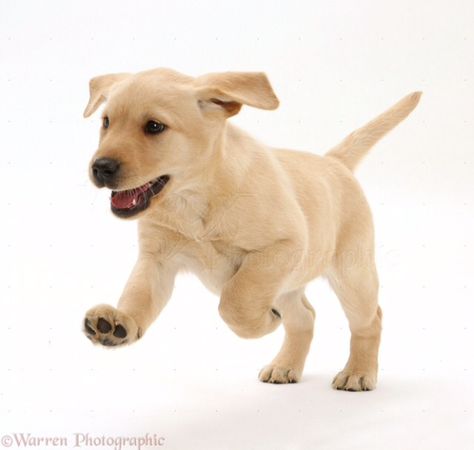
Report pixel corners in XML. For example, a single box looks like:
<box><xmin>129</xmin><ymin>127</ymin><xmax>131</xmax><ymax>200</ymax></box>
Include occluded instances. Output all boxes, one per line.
<box><xmin>195</xmin><ymin>72</ymin><xmax>279</xmax><ymax>117</ymax></box>
<box><xmin>83</xmin><ymin>73</ymin><xmax>131</xmax><ymax>118</ymax></box>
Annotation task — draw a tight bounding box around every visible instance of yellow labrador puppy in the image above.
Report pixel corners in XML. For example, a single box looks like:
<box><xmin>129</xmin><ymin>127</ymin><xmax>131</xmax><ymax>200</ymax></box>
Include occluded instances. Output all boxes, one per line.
<box><xmin>82</xmin><ymin>68</ymin><xmax>420</xmax><ymax>391</ymax></box>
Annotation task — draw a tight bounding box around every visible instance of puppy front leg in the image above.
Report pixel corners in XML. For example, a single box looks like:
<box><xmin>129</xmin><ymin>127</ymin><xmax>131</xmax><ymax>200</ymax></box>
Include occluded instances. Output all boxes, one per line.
<box><xmin>218</xmin><ymin>240</ymin><xmax>302</xmax><ymax>339</ymax></box>
<box><xmin>83</xmin><ymin>256</ymin><xmax>177</xmax><ymax>347</ymax></box>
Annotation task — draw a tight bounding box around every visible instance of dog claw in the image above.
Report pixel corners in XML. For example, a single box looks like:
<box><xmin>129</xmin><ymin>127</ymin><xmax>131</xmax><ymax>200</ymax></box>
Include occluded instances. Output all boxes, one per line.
<box><xmin>271</xmin><ymin>308</ymin><xmax>281</xmax><ymax>319</ymax></box>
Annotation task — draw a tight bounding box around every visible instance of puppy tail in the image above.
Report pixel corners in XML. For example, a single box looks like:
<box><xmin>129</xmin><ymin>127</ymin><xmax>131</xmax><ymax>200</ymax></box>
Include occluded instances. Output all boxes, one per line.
<box><xmin>326</xmin><ymin>91</ymin><xmax>422</xmax><ymax>171</ymax></box>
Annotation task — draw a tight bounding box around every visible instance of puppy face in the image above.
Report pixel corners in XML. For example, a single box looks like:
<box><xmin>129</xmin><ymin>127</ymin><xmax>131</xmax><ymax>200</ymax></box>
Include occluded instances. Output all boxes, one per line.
<box><xmin>84</xmin><ymin>68</ymin><xmax>279</xmax><ymax>219</ymax></box>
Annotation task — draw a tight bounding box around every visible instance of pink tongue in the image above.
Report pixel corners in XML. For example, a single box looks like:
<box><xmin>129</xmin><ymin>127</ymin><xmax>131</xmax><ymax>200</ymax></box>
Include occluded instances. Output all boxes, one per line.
<box><xmin>112</xmin><ymin>190</ymin><xmax>140</xmax><ymax>209</ymax></box>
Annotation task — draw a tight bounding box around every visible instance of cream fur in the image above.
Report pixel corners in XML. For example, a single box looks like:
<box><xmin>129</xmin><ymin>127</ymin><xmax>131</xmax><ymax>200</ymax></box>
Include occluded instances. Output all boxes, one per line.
<box><xmin>82</xmin><ymin>68</ymin><xmax>421</xmax><ymax>390</ymax></box>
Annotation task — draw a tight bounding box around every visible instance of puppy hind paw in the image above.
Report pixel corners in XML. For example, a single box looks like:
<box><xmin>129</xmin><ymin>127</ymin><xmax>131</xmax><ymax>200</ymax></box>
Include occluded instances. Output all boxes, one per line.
<box><xmin>258</xmin><ymin>364</ymin><xmax>301</xmax><ymax>384</ymax></box>
<box><xmin>332</xmin><ymin>370</ymin><xmax>376</xmax><ymax>391</ymax></box>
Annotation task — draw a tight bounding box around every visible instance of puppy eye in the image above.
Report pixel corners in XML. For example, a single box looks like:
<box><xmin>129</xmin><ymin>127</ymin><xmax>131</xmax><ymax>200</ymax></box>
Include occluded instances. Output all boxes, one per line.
<box><xmin>145</xmin><ymin>120</ymin><xmax>166</xmax><ymax>135</ymax></box>
<box><xmin>103</xmin><ymin>116</ymin><xmax>110</xmax><ymax>129</ymax></box>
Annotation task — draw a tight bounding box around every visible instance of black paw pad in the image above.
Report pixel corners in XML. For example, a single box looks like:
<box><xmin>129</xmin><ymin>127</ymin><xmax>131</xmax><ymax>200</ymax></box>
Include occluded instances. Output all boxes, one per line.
<box><xmin>84</xmin><ymin>319</ymin><xmax>96</xmax><ymax>335</ymax></box>
<box><xmin>113</xmin><ymin>324</ymin><xmax>127</xmax><ymax>338</ymax></box>
<box><xmin>97</xmin><ymin>318</ymin><xmax>112</xmax><ymax>333</ymax></box>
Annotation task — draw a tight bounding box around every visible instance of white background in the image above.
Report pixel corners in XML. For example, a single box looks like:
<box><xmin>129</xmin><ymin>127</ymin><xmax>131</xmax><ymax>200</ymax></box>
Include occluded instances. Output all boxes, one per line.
<box><xmin>1</xmin><ymin>1</ymin><xmax>473</xmax><ymax>449</ymax></box>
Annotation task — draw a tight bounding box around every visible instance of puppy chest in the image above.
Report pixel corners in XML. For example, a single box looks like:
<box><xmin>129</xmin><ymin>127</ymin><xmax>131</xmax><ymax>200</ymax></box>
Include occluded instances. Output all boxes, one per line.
<box><xmin>179</xmin><ymin>241</ymin><xmax>245</xmax><ymax>294</ymax></box>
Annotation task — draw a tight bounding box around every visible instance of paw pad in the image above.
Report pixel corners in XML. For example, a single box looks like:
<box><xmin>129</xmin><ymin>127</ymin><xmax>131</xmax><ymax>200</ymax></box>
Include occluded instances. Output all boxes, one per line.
<box><xmin>113</xmin><ymin>324</ymin><xmax>127</xmax><ymax>338</ymax></box>
<box><xmin>83</xmin><ymin>306</ymin><xmax>136</xmax><ymax>347</ymax></box>
<box><xmin>97</xmin><ymin>318</ymin><xmax>112</xmax><ymax>333</ymax></box>
<box><xmin>84</xmin><ymin>319</ymin><xmax>96</xmax><ymax>335</ymax></box>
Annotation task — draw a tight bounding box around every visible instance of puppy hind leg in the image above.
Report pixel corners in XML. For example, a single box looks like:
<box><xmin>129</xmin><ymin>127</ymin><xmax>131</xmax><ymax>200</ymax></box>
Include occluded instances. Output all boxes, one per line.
<box><xmin>328</xmin><ymin>254</ymin><xmax>382</xmax><ymax>392</ymax></box>
<box><xmin>259</xmin><ymin>289</ymin><xmax>315</xmax><ymax>384</ymax></box>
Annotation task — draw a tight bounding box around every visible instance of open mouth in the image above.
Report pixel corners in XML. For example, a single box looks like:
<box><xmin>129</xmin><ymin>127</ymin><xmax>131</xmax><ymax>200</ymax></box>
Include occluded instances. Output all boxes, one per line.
<box><xmin>110</xmin><ymin>175</ymin><xmax>170</xmax><ymax>218</ymax></box>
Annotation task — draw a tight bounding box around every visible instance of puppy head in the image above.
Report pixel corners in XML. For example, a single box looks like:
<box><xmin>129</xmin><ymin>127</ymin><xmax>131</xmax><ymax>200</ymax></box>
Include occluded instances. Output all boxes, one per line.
<box><xmin>84</xmin><ymin>68</ymin><xmax>279</xmax><ymax>219</ymax></box>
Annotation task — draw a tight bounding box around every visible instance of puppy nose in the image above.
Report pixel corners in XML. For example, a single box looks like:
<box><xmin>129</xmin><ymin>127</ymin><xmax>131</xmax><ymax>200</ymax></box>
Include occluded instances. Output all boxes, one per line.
<box><xmin>92</xmin><ymin>158</ymin><xmax>120</xmax><ymax>185</ymax></box>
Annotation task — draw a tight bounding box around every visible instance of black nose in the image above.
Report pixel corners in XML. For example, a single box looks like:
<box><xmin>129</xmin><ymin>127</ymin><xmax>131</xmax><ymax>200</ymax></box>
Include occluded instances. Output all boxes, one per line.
<box><xmin>92</xmin><ymin>158</ymin><xmax>120</xmax><ymax>185</ymax></box>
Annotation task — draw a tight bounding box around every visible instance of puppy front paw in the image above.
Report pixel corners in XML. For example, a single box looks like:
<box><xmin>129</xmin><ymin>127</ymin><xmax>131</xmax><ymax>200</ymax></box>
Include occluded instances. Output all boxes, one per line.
<box><xmin>83</xmin><ymin>304</ymin><xmax>141</xmax><ymax>347</ymax></box>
